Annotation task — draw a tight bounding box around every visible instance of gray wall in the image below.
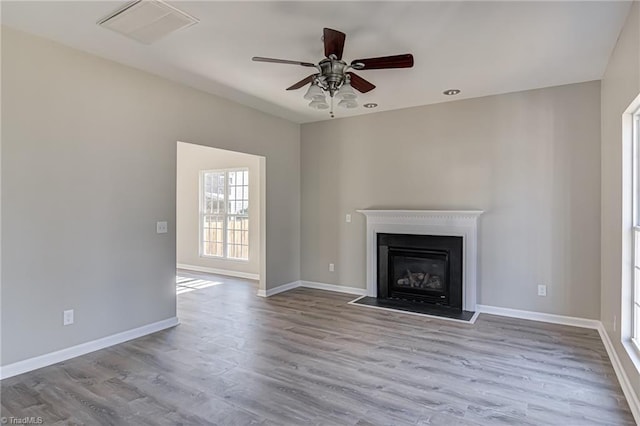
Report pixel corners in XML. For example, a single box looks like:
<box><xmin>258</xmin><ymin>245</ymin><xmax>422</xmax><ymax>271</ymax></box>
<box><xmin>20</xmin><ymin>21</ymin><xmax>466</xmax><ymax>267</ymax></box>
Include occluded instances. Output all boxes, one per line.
<box><xmin>176</xmin><ymin>142</ymin><xmax>261</xmax><ymax>276</ymax></box>
<box><xmin>1</xmin><ymin>27</ymin><xmax>300</xmax><ymax>365</ymax></box>
<box><xmin>301</xmin><ymin>81</ymin><xmax>601</xmax><ymax>319</ymax></box>
<box><xmin>601</xmin><ymin>1</ymin><xmax>640</xmax><ymax>399</ymax></box>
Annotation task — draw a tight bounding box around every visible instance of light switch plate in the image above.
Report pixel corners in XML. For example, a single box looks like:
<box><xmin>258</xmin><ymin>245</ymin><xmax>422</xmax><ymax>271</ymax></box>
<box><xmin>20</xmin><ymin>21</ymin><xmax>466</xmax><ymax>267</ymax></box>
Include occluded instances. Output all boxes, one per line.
<box><xmin>156</xmin><ymin>221</ymin><xmax>168</xmax><ymax>234</ymax></box>
<box><xmin>63</xmin><ymin>309</ymin><xmax>74</xmax><ymax>326</ymax></box>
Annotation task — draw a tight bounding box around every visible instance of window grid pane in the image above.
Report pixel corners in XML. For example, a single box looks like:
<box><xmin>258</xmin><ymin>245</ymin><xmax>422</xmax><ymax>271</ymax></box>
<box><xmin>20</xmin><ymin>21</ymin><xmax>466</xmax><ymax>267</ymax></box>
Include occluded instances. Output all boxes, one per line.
<box><xmin>227</xmin><ymin>215</ymin><xmax>249</xmax><ymax>260</ymax></box>
<box><xmin>636</xmin><ymin>115</ymin><xmax>640</xmax><ymax>226</ymax></box>
<box><xmin>226</xmin><ymin>168</ymin><xmax>249</xmax><ymax>260</ymax></box>
<box><xmin>635</xmin><ymin>304</ymin><xmax>640</xmax><ymax>345</ymax></box>
<box><xmin>633</xmin><ymin>110</ymin><xmax>640</xmax><ymax>343</ymax></box>
<box><xmin>202</xmin><ymin>214</ymin><xmax>224</xmax><ymax>257</ymax></box>
<box><xmin>635</xmin><ymin>226</ymin><xmax>640</xmax><ymax>341</ymax></box>
<box><xmin>203</xmin><ymin>172</ymin><xmax>225</xmax><ymax>215</ymax></box>
<box><xmin>635</xmin><ymin>266</ymin><xmax>640</xmax><ymax>307</ymax></box>
<box><xmin>635</xmin><ymin>228</ymin><xmax>640</xmax><ymax>268</ymax></box>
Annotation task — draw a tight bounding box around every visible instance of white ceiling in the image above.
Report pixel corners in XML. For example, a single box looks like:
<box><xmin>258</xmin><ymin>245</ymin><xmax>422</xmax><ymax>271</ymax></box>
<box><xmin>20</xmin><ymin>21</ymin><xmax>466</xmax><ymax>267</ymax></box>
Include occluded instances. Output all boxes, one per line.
<box><xmin>1</xmin><ymin>1</ymin><xmax>632</xmax><ymax>123</ymax></box>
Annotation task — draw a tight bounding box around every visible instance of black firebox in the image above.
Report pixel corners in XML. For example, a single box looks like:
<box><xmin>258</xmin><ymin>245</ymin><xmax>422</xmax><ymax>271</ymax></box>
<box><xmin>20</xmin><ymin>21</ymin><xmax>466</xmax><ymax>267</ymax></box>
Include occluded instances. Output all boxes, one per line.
<box><xmin>377</xmin><ymin>233</ymin><xmax>463</xmax><ymax>310</ymax></box>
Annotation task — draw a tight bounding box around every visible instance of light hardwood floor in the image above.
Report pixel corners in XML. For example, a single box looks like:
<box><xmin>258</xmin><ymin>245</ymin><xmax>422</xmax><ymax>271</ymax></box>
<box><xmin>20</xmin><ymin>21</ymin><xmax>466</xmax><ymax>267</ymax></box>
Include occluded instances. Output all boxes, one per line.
<box><xmin>1</xmin><ymin>271</ymin><xmax>634</xmax><ymax>425</ymax></box>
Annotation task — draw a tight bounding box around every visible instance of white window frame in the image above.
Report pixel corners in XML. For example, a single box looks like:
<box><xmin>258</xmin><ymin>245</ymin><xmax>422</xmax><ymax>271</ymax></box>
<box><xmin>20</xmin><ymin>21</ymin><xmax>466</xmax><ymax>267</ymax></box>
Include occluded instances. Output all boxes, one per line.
<box><xmin>631</xmin><ymin>107</ymin><xmax>640</xmax><ymax>350</ymax></box>
<box><xmin>199</xmin><ymin>168</ymin><xmax>249</xmax><ymax>261</ymax></box>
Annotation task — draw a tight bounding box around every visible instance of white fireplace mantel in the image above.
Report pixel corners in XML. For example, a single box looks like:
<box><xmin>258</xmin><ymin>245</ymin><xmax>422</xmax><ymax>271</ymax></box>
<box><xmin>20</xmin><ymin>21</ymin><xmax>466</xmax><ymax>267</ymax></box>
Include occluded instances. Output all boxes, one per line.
<box><xmin>357</xmin><ymin>210</ymin><xmax>483</xmax><ymax>312</ymax></box>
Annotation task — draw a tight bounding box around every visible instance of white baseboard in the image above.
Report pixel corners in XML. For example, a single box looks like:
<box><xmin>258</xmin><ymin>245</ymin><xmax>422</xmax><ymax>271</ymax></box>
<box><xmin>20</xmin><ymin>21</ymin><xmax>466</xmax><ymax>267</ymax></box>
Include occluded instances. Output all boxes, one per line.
<box><xmin>597</xmin><ymin>325</ymin><xmax>640</xmax><ymax>424</ymax></box>
<box><xmin>256</xmin><ymin>280</ymin><xmax>301</xmax><ymax>297</ymax></box>
<box><xmin>256</xmin><ymin>280</ymin><xmax>366</xmax><ymax>298</ymax></box>
<box><xmin>476</xmin><ymin>304</ymin><xmax>601</xmax><ymax>329</ymax></box>
<box><xmin>0</xmin><ymin>317</ymin><xmax>179</xmax><ymax>380</ymax></box>
<box><xmin>177</xmin><ymin>263</ymin><xmax>259</xmax><ymax>281</ymax></box>
<box><xmin>300</xmin><ymin>280</ymin><xmax>367</xmax><ymax>296</ymax></box>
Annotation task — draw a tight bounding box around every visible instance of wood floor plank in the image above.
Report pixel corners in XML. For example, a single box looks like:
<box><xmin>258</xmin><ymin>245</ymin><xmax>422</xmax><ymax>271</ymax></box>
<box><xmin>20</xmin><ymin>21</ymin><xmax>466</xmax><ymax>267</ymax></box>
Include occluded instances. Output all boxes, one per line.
<box><xmin>1</xmin><ymin>270</ymin><xmax>635</xmax><ymax>425</ymax></box>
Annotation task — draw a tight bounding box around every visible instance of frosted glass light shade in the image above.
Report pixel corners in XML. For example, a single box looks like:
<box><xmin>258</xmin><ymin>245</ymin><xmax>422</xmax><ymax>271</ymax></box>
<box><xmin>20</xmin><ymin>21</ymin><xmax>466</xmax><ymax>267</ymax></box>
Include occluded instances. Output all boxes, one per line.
<box><xmin>304</xmin><ymin>83</ymin><xmax>324</xmax><ymax>100</ymax></box>
<box><xmin>338</xmin><ymin>99</ymin><xmax>358</xmax><ymax>109</ymax></box>
<box><xmin>309</xmin><ymin>97</ymin><xmax>329</xmax><ymax>109</ymax></box>
<box><xmin>336</xmin><ymin>82</ymin><xmax>357</xmax><ymax>100</ymax></box>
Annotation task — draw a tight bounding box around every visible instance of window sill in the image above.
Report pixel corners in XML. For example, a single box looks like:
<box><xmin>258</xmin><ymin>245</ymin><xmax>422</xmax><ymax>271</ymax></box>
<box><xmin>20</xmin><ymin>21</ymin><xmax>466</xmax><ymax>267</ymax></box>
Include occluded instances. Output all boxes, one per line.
<box><xmin>199</xmin><ymin>255</ymin><xmax>250</xmax><ymax>263</ymax></box>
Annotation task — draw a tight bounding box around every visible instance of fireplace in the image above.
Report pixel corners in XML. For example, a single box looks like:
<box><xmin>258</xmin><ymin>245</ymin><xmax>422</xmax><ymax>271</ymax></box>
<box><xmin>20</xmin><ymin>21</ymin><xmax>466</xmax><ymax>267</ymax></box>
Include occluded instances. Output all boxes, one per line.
<box><xmin>356</xmin><ymin>210</ymin><xmax>482</xmax><ymax>321</ymax></box>
<box><xmin>378</xmin><ymin>233</ymin><xmax>463</xmax><ymax>309</ymax></box>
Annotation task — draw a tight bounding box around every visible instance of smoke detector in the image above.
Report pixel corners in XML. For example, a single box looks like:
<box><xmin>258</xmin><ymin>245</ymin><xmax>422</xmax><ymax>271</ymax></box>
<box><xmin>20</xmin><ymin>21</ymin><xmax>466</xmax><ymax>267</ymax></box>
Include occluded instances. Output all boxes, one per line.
<box><xmin>98</xmin><ymin>0</ymin><xmax>199</xmax><ymax>44</ymax></box>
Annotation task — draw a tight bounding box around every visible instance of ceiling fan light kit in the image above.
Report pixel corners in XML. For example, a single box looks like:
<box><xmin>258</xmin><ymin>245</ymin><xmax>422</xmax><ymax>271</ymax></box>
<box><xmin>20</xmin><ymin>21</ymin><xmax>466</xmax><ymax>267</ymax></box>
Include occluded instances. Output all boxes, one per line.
<box><xmin>252</xmin><ymin>28</ymin><xmax>414</xmax><ymax>117</ymax></box>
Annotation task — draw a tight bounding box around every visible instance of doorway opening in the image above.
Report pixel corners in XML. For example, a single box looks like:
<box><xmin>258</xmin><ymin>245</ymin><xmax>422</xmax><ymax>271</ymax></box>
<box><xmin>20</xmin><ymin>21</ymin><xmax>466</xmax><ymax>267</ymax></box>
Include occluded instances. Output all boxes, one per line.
<box><xmin>176</xmin><ymin>141</ymin><xmax>266</xmax><ymax>296</ymax></box>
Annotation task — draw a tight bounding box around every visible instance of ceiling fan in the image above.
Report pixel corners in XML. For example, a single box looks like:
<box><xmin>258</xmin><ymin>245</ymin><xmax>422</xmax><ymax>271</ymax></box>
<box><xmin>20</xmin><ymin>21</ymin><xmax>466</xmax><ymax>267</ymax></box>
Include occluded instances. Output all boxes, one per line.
<box><xmin>252</xmin><ymin>28</ymin><xmax>414</xmax><ymax>116</ymax></box>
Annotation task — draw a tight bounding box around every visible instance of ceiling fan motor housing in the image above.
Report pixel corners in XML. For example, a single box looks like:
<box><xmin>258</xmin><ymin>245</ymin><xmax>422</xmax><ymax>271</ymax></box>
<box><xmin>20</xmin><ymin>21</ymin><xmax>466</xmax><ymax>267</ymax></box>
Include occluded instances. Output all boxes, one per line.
<box><xmin>319</xmin><ymin>58</ymin><xmax>348</xmax><ymax>96</ymax></box>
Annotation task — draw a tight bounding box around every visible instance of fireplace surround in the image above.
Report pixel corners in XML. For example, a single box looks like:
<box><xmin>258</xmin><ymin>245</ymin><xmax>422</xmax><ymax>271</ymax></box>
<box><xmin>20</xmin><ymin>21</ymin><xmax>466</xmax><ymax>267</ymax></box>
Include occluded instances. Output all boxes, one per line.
<box><xmin>357</xmin><ymin>210</ymin><xmax>482</xmax><ymax>313</ymax></box>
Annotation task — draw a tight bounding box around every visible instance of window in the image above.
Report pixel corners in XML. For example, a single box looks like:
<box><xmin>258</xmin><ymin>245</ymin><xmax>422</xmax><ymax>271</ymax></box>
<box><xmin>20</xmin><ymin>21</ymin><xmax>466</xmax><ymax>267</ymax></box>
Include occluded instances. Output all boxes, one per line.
<box><xmin>200</xmin><ymin>169</ymin><xmax>249</xmax><ymax>261</ymax></box>
<box><xmin>632</xmin><ymin>108</ymin><xmax>640</xmax><ymax>346</ymax></box>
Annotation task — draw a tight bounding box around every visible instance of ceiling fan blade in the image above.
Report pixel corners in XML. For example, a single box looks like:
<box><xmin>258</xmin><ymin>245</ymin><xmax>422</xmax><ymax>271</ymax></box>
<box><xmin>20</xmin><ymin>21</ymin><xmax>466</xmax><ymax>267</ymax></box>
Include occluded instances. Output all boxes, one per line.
<box><xmin>252</xmin><ymin>57</ymin><xmax>316</xmax><ymax>68</ymax></box>
<box><xmin>287</xmin><ymin>74</ymin><xmax>316</xmax><ymax>91</ymax></box>
<box><xmin>323</xmin><ymin>28</ymin><xmax>346</xmax><ymax>60</ymax></box>
<box><xmin>351</xmin><ymin>54</ymin><xmax>414</xmax><ymax>70</ymax></box>
<box><xmin>346</xmin><ymin>72</ymin><xmax>375</xmax><ymax>93</ymax></box>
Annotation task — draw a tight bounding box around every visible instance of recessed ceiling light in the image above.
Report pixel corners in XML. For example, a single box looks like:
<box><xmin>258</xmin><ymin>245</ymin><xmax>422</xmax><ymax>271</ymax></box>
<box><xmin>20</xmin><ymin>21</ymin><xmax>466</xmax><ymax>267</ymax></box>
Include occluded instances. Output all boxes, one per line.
<box><xmin>443</xmin><ymin>89</ymin><xmax>461</xmax><ymax>96</ymax></box>
<box><xmin>363</xmin><ymin>103</ymin><xmax>378</xmax><ymax>108</ymax></box>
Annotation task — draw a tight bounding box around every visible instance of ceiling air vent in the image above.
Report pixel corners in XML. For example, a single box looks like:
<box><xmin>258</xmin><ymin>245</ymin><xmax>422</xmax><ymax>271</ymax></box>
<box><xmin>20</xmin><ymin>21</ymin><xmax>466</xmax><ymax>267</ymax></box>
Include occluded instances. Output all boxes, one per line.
<box><xmin>98</xmin><ymin>0</ymin><xmax>199</xmax><ymax>44</ymax></box>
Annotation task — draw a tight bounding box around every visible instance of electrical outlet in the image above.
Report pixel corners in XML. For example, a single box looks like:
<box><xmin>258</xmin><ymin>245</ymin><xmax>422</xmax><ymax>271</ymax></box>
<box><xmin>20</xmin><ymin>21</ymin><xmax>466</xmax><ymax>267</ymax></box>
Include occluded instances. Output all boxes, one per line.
<box><xmin>63</xmin><ymin>309</ymin><xmax>74</xmax><ymax>326</ymax></box>
<box><xmin>346</xmin><ymin>214</ymin><xmax>352</xmax><ymax>223</ymax></box>
<box><xmin>156</xmin><ymin>221</ymin><xmax>168</xmax><ymax>234</ymax></box>
<box><xmin>614</xmin><ymin>315</ymin><xmax>617</xmax><ymax>332</ymax></box>
<box><xmin>329</xmin><ymin>263</ymin><xmax>335</xmax><ymax>272</ymax></box>
<box><xmin>537</xmin><ymin>285</ymin><xmax>547</xmax><ymax>296</ymax></box>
